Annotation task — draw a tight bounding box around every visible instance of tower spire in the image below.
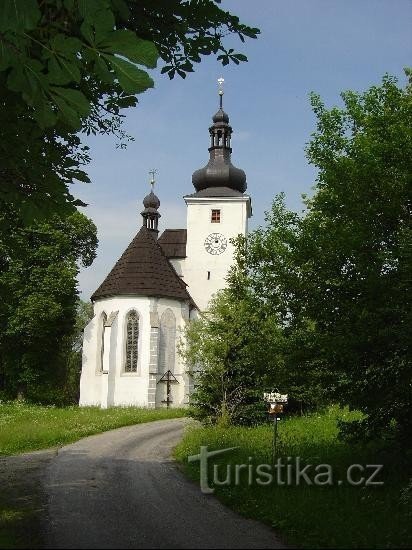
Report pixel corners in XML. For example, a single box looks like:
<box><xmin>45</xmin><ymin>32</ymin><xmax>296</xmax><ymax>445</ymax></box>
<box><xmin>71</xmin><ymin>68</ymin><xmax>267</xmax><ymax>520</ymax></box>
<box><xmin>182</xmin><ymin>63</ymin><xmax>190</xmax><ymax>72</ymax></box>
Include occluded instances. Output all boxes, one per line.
<box><xmin>191</xmin><ymin>79</ymin><xmax>247</xmax><ymax>194</ymax></box>
<box><xmin>141</xmin><ymin>170</ymin><xmax>161</xmax><ymax>234</ymax></box>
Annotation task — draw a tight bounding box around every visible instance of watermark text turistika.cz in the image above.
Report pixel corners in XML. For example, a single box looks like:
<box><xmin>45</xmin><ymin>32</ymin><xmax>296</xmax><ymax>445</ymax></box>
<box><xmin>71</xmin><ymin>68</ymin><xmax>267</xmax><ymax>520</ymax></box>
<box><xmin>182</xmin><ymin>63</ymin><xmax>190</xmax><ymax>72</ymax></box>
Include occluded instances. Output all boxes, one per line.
<box><xmin>188</xmin><ymin>446</ymin><xmax>384</xmax><ymax>494</ymax></box>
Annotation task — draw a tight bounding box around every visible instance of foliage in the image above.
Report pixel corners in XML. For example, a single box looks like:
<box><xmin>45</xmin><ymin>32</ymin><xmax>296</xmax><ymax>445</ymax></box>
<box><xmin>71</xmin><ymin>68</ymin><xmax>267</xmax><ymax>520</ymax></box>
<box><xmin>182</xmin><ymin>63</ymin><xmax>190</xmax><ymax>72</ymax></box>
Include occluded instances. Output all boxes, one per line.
<box><xmin>175</xmin><ymin>407</ymin><xmax>412</xmax><ymax>548</ymax></box>
<box><xmin>0</xmin><ymin>401</ymin><xmax>187</xmax><ymax>455</ymax></box>
<box><xmin>0</xmin><ymin>0</ymin><xmax>259</xmax><ymax>227</ymax></box>
<box><xmin>229</xmin><ymin>194</ymin><xmax>329</xmax><ymax>412</ymax></box>
<box><xmin>227</xmin><ymin>73</ymin><xmax>412</xmax><ymax>446</ymax></box>
<box><xmin>180</xmin><ymin>289</ymin><xmax>285</xmax><ymax>426</ymax></box>
<box><xmin>0</xmin><ymin>211</ymin><xmax>97</xmax><ymax>402</ymax></box>
<box><xmin>301</xmin><ymin>73</ymin><xmax>412</xmax><ymax>445</ymax></box>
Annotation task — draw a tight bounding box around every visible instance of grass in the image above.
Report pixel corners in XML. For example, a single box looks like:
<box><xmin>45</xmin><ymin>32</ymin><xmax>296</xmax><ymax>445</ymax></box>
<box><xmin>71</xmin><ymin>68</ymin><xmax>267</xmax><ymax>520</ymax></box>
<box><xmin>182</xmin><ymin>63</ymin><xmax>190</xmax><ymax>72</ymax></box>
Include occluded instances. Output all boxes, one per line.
<box><xmin>174</xmin><ymin>407</ymin><xmax>412</xmax><ymax>548</ymax></box>
<box><xmin>0</xmin><ymin>402</ymin><xmax>187</xmax><ymax>456</ymax></box>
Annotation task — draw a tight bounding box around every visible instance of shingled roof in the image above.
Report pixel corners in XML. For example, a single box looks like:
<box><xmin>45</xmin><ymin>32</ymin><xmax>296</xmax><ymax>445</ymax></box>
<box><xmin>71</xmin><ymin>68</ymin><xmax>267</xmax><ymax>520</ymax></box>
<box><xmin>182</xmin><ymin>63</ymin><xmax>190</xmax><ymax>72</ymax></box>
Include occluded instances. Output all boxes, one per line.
<box><xmin>158</xmin><ymin>229</ymin><xmax>187</xmax><ymax>258</ymax></box>
<box><xmin>91</xmin><ymin>227</ymin><xmax>193</xmax><ymax>304</ymax></box>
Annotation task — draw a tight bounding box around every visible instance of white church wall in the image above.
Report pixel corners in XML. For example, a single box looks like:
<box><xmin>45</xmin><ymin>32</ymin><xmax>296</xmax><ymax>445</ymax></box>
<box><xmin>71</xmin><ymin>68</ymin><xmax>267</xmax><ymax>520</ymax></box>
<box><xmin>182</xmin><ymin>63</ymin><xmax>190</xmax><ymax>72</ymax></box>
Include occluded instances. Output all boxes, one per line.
<box><xmin>184</xmin><ymin>196</ymin><xmax>250</xmax><ymax>311</ymax></box>
<box><xmin>79</xmin><ymin>295</ymin><xmax>193</xmax><ymax>408</ymax></box>
<box><xmin>155</xmin><ymin>298</ymin><xmax>191</xmax><ymax>407</ymax></box>
<box><xmin>168</xmin><ymin>258</ymin><xmax>185</xmax><ymax>278</ymax></box>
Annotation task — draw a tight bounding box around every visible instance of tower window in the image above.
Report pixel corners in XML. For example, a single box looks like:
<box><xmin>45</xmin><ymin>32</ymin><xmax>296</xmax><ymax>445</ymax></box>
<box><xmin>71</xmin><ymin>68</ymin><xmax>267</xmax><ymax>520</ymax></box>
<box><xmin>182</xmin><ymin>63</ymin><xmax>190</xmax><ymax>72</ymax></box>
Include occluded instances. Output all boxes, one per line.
<box><xmin>207</xmin><ymin>271</ymin><xmax>211</xmax><ymax>280</ymax></box>
<box><xmin>211</xmin><ymin>209</ymin><xmax>221</xmax><ymax>223</ymax></box>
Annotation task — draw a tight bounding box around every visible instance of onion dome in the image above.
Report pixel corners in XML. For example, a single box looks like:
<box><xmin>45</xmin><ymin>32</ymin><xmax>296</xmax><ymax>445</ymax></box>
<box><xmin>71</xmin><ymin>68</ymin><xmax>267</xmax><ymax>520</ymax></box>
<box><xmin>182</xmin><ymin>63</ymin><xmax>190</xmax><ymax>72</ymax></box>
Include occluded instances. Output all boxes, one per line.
<box><xmin>143</xmin><ymin>190</ymin><xmax>160</xmax><ymax>210</ymax></box>
<box><xmin>212</xmin><ymin>108</ymin><xmax>229</xmax><ymax>124</ymax></box>
<box><xmin>192</xmin><ymin>78</ymin><xmax>247</xmax><ymax>194</ymax></box>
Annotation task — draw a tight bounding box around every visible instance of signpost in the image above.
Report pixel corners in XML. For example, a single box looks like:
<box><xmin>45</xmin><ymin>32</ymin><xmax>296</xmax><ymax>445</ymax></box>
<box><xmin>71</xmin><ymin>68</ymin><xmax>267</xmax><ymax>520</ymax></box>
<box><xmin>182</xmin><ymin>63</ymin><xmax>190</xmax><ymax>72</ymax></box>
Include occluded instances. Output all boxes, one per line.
<box><xmin>263</xmin><ymin>391</ymin><xmax>288</xmax><ymax>465</ymax></box>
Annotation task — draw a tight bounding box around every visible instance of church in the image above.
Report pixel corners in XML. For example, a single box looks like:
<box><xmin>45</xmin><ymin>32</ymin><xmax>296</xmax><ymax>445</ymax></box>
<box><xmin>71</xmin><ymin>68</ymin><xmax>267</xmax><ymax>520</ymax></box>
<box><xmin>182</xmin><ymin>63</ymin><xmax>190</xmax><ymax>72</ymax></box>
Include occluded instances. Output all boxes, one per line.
<box><xmin>79</xmin><ymin>83</ymin><xmax>252</xmax><ymax>408</ymax></box>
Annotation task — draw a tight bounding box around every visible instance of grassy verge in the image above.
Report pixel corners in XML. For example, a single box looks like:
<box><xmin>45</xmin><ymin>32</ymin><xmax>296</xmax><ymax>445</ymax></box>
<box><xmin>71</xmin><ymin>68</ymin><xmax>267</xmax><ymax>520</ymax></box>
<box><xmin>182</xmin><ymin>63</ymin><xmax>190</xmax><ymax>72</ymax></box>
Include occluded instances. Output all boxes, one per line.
<box><xmin>174</xmin><ymin>407</ymin><xmax>411</xmax><ymax>548</ymax></box>
<box><xmin>0</xmin><ymin>402</ymin><xmax>187</xmax><ymax>456</ymax></box>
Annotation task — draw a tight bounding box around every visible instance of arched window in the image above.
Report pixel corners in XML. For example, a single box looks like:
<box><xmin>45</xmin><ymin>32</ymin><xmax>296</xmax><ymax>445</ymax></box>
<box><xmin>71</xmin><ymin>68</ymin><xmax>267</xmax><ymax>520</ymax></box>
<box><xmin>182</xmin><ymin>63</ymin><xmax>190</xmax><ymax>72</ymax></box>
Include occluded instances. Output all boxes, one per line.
<box><xmin>125</xmin><ymin>310</ymin><xmax>139</xmax><ymax>373</ymax></box>
<box><xmin>159</xmin><ymin>309</ymin><xmax>176</xmax><ymax>374</ymax></box>
<box><xmin>98</xmin><ymin>312</ymin><xmax>107</xmax><ymax>372</ymax></box>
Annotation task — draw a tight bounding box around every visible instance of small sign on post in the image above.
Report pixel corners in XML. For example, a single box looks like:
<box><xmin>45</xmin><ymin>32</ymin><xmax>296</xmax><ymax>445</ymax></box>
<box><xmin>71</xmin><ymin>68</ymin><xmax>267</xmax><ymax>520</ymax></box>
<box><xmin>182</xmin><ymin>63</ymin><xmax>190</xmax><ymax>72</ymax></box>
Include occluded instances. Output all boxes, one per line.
<box><xmin>264</xmin><ymin>392</ymin><xmax>288</xmax><ymax>404</ymax></box>
<box><xmin>263</xmin><ymin>391</ymin><xmax>288</xmax><ymax>465</ymax></box>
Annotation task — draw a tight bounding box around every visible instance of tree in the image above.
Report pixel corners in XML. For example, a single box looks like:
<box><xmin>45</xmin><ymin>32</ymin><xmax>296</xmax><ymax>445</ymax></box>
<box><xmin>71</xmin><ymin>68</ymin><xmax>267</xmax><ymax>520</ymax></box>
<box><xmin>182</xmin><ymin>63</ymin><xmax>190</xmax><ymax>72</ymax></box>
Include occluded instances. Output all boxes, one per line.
<box><xmin>0</xmin><ymin>210</ymin><xmax>97</xmax><ymax>402</ymax></box>
<box><xmin>228</xmin><ymin>74</ymin><xmax>412</xmax><ymax>445</ymax></box>
<box><xmin>180</xmin><ymin>289</ymin><xmax>285</xmax><ymax>425</ymax></box>
<box><xmin>0</xmin><ymin>0</ymin><xmax>259</xmax><ymax>227</ymax></box>
<box><xmin>301</xmin><ymin>73</ymin><xmax>412</xmax><ymax>445</ymax></box>
<box><xmin>229</xmin><ymin>194</ymin><xmax>330</xmax><ymax>414</ymax></box>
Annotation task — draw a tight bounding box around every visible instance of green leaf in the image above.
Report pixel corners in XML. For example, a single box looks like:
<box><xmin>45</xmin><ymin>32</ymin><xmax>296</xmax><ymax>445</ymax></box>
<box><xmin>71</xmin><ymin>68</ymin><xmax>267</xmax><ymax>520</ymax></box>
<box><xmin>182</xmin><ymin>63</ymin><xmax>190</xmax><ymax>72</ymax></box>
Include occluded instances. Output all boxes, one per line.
<box><xmin>52</xmin><ymin>95</ymin><xmax>82</xmax><ymax>129</ymax></box>
<box><xmin>80</xmin><ymin>9</ymin><xmax>115</xmax><ymax>46</ymax></box>
<box><xmin>94</xmin><ymin>9</ymin><xmax>116</xmax><ymax>44</ymax></box>
<box><xmin>51</xmin><ymin>87</ymin><xmax>90</xmax><ymax>118</ymax></box>
<box><xmin>110</xmin><ymin>0</ymin><xmax>130</xmax><ymax>21</ymax></box>
<box><xmin>103</xmin><ymin>55</ymin><xmax>154</xmax><ymax>94</ymax></box>
<box><xmin>100</xmin><ymin>30</ymin><xmax>158</xmax><ymax>68</ymax></box>
<box><xmin>0</xmin><ymin>0</ymin><xmax>40</xmax><ymax>32</ymax></box>
<box><xmin>49</xmin><ymin>34</ymin><xmax>83</xmax><ymax>56</ymax></box>
<box><xmin>233</xmin><ymin>53</ymin><xmax>248</xmax><ymax>62</ymax></box>
<box><xmin>50</xmin><ymin>87</ymin><xmax>90</xmax><ymax>128</ymax></box>
<box><xmin>33</xmin><ymin>102</ymin><xmax>57</xmax><ymax>129</ymax></box>
<box><xmin>7</xmin><ymin>59</ymin><xmax>44</xmax><ymax>104</ymax></box>
<box><xmin>77</xmin><ymin>0</ymin><xmax>109</xmax><ymax>21</ymax></box>
<box><xmin>0</xmin><ymin>38</ymin><xmax>12</xmax><ymax>71</ymax></box>
<box><xmin>94</xmin><ymin>56</ymin><xmax>114</xmax><ymax>84</ymax></box>
<box><xmin>48</xmin><ymin>56</ymin><xmax>81</xmax><ymax>85</ymax></box>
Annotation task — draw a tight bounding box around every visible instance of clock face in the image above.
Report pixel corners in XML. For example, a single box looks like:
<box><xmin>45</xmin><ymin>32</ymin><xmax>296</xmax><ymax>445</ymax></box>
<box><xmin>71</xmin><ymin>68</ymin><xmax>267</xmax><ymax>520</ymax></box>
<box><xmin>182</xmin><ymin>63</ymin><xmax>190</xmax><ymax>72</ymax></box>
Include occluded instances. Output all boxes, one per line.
<box><xmin>204</xmin><ymin>233</ymin><xmax>227</xmax><ymax>255</ymax></box>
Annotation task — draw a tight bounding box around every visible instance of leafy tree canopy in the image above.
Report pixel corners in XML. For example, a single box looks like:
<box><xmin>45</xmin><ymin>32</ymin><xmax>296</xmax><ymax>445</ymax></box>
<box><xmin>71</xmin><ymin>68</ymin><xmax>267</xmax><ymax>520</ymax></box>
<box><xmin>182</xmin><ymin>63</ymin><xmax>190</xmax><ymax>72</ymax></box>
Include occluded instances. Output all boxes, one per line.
<box><xmin>0</xmin><ymin>210</ymin><xmax>98</xmax><ymax>401</ymax></box>
<box><xmin>0</xmin><ymin>0</ymin><xmax>259</xmax><ymax>225</ymax></box>
<box><xmin>228</xmin><ymin>73</ymin><xmax>412</xmax><ymax>445</ymax></box>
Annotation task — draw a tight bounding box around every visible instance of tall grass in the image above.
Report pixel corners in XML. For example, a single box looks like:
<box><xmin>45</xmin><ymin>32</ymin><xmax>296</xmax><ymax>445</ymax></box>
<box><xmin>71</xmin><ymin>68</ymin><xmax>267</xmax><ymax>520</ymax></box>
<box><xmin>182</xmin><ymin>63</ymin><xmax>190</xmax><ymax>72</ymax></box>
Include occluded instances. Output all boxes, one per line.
<box><xmin>174</xmin><ymin>407</ymin><xmax>411</xmax><ymax>548</ymax></box>
<box><xmin>0</xmin><ymin>402</ymin><xmax>186</xmax><ymax>456</ymax></box>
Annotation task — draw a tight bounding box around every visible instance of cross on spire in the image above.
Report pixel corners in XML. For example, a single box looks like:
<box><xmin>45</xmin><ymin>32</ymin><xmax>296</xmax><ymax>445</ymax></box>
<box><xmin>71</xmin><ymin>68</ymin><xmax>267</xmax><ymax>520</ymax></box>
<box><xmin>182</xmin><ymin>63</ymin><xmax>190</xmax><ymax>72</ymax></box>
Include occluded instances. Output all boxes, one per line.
<box><xmin>217</xmin><ymin>77</ymin><xmax>224</xmax><ymax>109</ymax></box>
<box><xmin>149</xmin><ymin>168</ymin><xmax>157</xmax><ymax>190</ymax></box>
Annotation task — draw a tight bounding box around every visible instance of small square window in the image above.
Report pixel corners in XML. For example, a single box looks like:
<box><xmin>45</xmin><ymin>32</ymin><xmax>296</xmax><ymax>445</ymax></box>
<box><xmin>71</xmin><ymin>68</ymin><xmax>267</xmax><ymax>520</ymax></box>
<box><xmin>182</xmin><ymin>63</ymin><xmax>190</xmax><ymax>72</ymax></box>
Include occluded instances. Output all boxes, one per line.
<box><xmin>211</xmin><ymin>209</ymin><xmax>221</xmax><ymax>223</ymax></box>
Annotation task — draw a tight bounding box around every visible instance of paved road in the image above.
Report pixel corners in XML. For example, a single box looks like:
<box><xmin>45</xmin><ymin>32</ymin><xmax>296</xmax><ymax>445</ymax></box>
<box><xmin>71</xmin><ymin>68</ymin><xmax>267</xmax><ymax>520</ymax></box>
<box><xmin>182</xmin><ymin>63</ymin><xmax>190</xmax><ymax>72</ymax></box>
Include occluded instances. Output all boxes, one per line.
<box><xmin>44</xmin><ymin>418</ymin><xmax>285</xmax><ymax>549</ymax></box>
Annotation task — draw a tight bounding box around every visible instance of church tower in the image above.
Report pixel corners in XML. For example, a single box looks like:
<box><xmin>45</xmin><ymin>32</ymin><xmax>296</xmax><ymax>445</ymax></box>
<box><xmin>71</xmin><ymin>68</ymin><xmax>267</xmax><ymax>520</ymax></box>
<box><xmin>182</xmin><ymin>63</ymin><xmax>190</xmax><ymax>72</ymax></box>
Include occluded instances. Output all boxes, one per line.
<box><xmin>184</xmin><ymin>79</ymin><xmax>252</xmax><ymax>310</ymax></box>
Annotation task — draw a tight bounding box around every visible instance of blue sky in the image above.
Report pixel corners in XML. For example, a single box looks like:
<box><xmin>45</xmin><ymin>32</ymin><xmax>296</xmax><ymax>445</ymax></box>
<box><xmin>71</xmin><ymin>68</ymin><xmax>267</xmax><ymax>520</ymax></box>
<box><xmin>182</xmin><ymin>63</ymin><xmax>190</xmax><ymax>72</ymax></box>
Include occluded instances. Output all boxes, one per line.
<box><xmin>77</xmin><ymin>0</ymin><xmax>412</xmax><ymax>299</ymax></box>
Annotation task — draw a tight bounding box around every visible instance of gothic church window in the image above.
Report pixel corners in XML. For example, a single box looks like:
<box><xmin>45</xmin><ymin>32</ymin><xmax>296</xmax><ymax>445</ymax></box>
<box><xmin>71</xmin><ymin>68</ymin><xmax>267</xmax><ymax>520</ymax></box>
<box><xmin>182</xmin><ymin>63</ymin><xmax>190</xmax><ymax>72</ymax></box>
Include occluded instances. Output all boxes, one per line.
<box><xmin>159</xmin><ymin>309</ymin><xmax>176</xmax><ymax>374</ymax></box>
<box><xmin>125</xmin><ymin>310</ymin><xmax>139</xmax><ymax>373</ymax></box>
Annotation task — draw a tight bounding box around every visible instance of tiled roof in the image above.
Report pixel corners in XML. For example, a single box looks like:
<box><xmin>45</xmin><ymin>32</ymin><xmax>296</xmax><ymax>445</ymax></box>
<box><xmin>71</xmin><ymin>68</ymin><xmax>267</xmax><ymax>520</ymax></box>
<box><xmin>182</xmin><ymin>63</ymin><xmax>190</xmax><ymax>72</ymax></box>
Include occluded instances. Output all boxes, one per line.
<box><xmin>91</xmin><ymin>227</ymin><xmax>193</xmax><ymax>304</ymax></box>
<box><xmin>158</xmin><ymin>229</ymin><xmax>187</xmax><ymax>258</ymax></box>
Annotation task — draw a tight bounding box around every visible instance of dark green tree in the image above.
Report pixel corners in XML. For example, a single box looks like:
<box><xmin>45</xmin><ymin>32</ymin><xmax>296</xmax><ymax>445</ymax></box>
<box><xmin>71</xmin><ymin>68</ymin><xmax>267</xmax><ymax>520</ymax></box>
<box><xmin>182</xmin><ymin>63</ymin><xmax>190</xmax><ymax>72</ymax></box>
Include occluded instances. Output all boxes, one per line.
<box><xmin>301</xmin><ymin>73</ymin><xmax>412</xmax><ymax>445</ymax></box>
<box><xmin>229</xmin><ymin>73</ymin><xmax>412</xmax><ymax>444</ymax></box>
<box><xmin>180</xmin><ymin>289</ymin><xmax>285</xmax><ymax>425</ymax></box>
<box><xmin>229</xmin><ymin>194</ymin><xmax>329</xmax><ymax>414</ymax></box>
<box><xmin>0</xmin><ymin>211</ymin><xmax>97</xmax><ymax>402</ymax></box>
